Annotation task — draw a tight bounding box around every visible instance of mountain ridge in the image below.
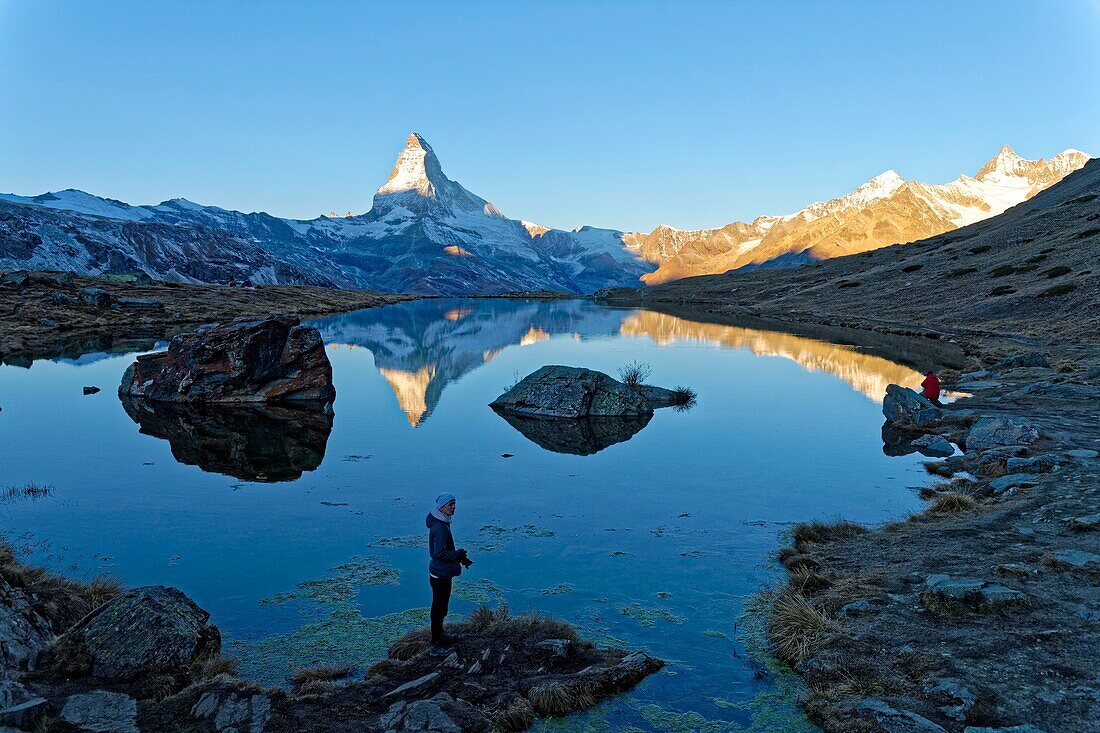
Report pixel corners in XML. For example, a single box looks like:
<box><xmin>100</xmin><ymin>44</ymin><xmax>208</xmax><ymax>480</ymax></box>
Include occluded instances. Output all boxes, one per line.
<box><xmin>625</xmin><ymin>145</ymin><xmax>1089</xmax><ymax>284</ymax></box>
<box><xmin>0</xmin><ymin>138</ymin><xmax>1089</xmax><ymax>293</ymax></box>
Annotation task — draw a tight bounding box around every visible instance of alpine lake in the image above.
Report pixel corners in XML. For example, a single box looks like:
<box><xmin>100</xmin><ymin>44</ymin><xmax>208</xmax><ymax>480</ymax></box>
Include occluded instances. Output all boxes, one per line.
<box><xmin>0</xmin><ymin>298</ymin><xmax>961</xmax><ymax>732</ymax></box>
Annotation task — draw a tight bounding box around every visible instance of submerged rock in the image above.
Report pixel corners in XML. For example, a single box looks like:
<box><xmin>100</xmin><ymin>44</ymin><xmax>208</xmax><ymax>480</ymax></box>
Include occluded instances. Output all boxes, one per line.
<box><xmin>45</xmin><ymin>586</ymin><xmax>220</xmax><ymax>682</ymax></box>
<box><xmin>912</xmin><ymin>434</ymin><xmax>955</xmax><ymax>457</ymax></box>
<box><xmin>120</xmin><ymin>397</ymin><xmax>332</xmax><ymax>482</ymax></box>
<box><xmin>119</xmin><ymin>316</ymin><xmax>335</xmax><ymax>404</ymax></box>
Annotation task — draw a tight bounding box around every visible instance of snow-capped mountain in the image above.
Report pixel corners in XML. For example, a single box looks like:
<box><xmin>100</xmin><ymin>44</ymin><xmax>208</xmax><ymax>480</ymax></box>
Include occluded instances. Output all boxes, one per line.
<box><xmin>626</xmin><ymin>145</ymin><xmax>1090</xmax><ymax>284</ymax></box>
<box><xmin>0</xmin><ymin>139</ymin><xmax>1088</xmax><ymax>291</ymax></box>
<box><xmin>0</xmin><ymin>133</ymin><xmax>653</xmax><ymax>295</ymax></box>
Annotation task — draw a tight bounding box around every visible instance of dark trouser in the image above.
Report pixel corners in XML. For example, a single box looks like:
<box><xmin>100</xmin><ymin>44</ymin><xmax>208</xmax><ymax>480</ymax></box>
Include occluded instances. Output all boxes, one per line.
<box><xmin>429</xmin><ymin>575</ymin><xmax>452</xmax><ymax>645</ymax></box>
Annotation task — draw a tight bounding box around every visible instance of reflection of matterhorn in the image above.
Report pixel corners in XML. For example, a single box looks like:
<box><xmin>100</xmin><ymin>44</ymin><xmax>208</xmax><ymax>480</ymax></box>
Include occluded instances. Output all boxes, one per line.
<box><xmin>313</xmin><ymin>300</ymin><xmax>627</xmax><ymax>426</ymax></box>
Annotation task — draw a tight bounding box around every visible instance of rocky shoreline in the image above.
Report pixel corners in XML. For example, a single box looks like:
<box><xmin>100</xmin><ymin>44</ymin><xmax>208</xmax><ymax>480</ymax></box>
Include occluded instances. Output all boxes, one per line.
<box><xmin>0</xmin><ymin>550</ymin><xmax>662</xmax><ymax>732</ymax></box>
<box><xmin>592</xmin><ymin>295</ymin><xmax>1100</xmax><ymax>731</ymax></box>
<box><xmin>0</xmin><ymin>270</ymin><xmax>412</xmax><ymax>366</ymax></box>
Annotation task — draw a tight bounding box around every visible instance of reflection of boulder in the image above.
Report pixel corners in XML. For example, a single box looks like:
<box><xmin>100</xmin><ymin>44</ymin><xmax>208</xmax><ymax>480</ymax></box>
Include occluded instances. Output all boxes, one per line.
<box><xmin>493</xmin><ymin>409</ymin><xmax>652</xmax><ymax>455</ymax></box>
<box><xmin>119</xmin><ymin>317</ymin><xmax>334</xmax><ymax>404</ymax></box>
<box><xmin>121</xmin><ymin>397</ymin><xmax>333</xmax><ymax>482</ymax></box>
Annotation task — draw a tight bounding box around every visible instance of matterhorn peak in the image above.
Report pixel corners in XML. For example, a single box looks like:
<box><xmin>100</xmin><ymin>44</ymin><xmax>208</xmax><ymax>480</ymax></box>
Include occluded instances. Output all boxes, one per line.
<box><xmin>376</xmin><ymin>132</ymin><xmax>447</xmax><ymax>199</ymax></box>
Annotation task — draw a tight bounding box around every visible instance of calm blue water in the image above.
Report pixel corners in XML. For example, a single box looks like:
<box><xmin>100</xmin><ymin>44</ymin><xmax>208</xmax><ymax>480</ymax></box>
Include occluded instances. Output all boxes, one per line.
<box><xmin>0</xmin><ymin>298</ymin><xmax>931</xmax><ymax>731</ymax></box>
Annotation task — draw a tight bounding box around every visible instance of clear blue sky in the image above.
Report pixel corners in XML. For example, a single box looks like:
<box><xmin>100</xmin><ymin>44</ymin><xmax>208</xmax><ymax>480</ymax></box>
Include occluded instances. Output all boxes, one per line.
<box><xmin>2</xmin><ymin>1</ymin><xmax>1098</xmax><ymax>232</ymax></box>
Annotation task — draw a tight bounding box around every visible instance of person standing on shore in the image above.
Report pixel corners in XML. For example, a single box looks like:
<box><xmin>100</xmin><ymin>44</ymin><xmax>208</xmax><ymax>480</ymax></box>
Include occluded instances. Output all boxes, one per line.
<box><xmin>426</xmin><ymin>492</ymin><xmax>473</xmax><ymax>656</ymax></box>
<box><xmin>921</xmin><ymin>370</ymin><xmax>943</xmax><ymax>407</ymax></box>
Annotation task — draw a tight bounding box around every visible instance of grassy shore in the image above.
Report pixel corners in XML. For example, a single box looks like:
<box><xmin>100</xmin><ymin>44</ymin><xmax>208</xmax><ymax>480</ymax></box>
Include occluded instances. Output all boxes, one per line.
<box><xmin>0</xmin><ymin>271</ymin><xmax>412</xmax><ymax>365</ymax></box>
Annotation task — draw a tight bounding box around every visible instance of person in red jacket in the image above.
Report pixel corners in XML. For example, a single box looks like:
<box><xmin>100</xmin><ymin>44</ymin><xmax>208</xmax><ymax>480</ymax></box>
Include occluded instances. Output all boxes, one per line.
<box><xmin>921</xmin><ymin>370</ymin><xmax>942</xmax><ymax>407</ymax></box>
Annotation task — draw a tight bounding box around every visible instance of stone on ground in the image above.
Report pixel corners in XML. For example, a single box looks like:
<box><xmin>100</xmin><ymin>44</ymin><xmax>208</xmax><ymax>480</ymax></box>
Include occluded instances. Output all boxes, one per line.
<box><xmin>46</xmin><ymin>585</ymin><xmax>219</xmax><ymax>681</ymax></box>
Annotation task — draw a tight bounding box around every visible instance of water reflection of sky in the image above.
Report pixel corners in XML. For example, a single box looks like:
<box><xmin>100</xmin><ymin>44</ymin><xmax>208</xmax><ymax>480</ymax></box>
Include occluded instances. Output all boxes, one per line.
<box><xmin>0</xmin><ymin>298</ymin><xmax>935</xmax><ymax>732</ymax></box>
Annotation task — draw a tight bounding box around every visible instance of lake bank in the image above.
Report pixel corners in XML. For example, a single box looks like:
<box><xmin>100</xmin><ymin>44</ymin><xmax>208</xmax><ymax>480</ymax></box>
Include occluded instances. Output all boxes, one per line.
<box><xmin>596</xmin><ymin>299</ymin><xmax>1100</xmax><ymax>729</ymax></box>
<box><xmin>0</xmin><ymin>271</ymin><xmax>413</xmax><ymax>365</ymax></box>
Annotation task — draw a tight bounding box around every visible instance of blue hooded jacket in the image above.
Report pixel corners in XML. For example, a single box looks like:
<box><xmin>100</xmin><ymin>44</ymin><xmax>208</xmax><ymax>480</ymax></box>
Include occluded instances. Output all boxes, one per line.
<box><xmin>426</xmin><ymin>512</ymin><xmax>463</xmax><ymax>578</ymax></box>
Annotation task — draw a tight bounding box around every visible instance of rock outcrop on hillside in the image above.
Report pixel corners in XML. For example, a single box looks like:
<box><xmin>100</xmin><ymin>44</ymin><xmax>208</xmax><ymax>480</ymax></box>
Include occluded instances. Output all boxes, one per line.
<box><xmin>119</xmin><ymin>317</ymin><xmax>335</xmax><ymax>404</ymax></box>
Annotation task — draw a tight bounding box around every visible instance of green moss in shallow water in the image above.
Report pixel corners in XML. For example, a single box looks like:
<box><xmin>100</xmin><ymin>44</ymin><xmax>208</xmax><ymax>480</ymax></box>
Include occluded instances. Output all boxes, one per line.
<box><xmin>453</xmin><ymin>578</ymin><xmax>506</xmax><ymax>606</ymax></box>
<box><xmin>539</xmin><ymin>583</ymin><xmax>574</xmax><ymax>596</ymax></box>
<box><xmin>259</xmin><ymin>555</ymin><xmax>399</xmax><ymax>606</ymax></box>
<box><xmin>229</xmin><ymin>606</ymin><xmax>428</xmax><ymax>686</ymax></box>
<box><xmin>618</xmin><ymin>603</ymin><xmax>686</xmax><ymax>628</ymax></box>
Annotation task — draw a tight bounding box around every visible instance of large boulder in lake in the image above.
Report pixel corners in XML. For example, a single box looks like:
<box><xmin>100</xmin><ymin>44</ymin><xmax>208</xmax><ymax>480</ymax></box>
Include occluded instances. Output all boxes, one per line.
<box><xmin>119</xmin><ymin>317</ymin><xmax>334</xmax><ymax>404</ymax></box>
<box><xmin>45</xmin><ymin>586</ymin><xmax>219</xmax><ymax>682</ymax></box>
<box><xmin>490</xmin><ymin>365</ymin><xmax>652</xmax><ymax>418</ymax></box>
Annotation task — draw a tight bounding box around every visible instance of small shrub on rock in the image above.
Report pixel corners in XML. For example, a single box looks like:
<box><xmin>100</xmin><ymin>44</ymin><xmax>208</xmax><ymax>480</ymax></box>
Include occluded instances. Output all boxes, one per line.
<box><xmin>617</xmin><ymin>360</ymin><xmax>652</xmax><ymax>388</ymax></box>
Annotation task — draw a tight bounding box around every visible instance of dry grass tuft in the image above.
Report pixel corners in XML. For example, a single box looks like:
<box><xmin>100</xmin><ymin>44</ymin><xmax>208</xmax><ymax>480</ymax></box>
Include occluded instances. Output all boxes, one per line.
<box><xmin>83</xmin><ymin>574</ymin><xmax>124</xmax><ymax>609</ymax></box>
<box><xmin>387</xmin><ymin>635</ymin><xmax>427</xmax><ymax>661</ymax></box>
<box><xmin>788</xmin><ymin>568</ymin><xmax>832</xmax><ymax>593</ymax></box>
<box><xmin>792</xmin><ymin>520</ymin><xmax>867</xmax><ymax>548</ymax></box>
<box><xmin>290</xmin><ymin>664</ymin><xmax>354</xmax><ymax>690</ymax></box>
<box><xmin>193</xmin><ymin>655</ymin><xmax>240</xmax><ymax>681</ymax></box>
<box><xmin>139</xmin><ymin>673</ymin><xmax>180</xmax><ymax>701</ymax></box>
<box><xmin>491</xmin><ymin>695</ymin><xmax>536</xmax><ymax>732</ymax></box>
<box><xmin>766</xmin><ymin>586</ymin><xmax>836</xmax><ymax>664</ymax></box>
<box><xmin>928</xmin><ymin>492</ymin><xmax>979</xmax><ymax>515</ymax></box>
<box><xmin>527</xmin><ymin>681</ymin><xmax>596</xmax><ymax>717</ymax></box>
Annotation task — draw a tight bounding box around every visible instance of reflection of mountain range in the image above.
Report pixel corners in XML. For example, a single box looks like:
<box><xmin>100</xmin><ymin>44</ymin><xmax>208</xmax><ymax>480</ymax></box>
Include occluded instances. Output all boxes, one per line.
<box><xmin>312</xmin><ymin>300</ymin><xmax>626</xmax><ymax>426</ymax></box>
<box><xmin>619</xmin><ymin>310</ymin><xmax>925</xmax><ymax>402</ymax></box>
<box><xmin>312</xmin><ymin>299</ymin><xmax>956</xmax><ymax>428</ymax></box>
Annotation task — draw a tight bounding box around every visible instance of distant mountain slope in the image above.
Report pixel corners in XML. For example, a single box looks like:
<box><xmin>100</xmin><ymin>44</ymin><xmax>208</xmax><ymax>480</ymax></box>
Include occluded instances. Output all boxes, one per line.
<box><xmin>0</xmin><ymin>199</ymin><xmax>334</xmax><ymax>287</ymax></box>
<box><xmin>610</xmin><ymin>158</ymin><xmax>1100</xmax><ymax>340</ymax></box>
<box><xmin>0</xmin><ymin>134</ymin><xmax>653</xmax><ymax>295</ymax></box>
<box><xmin>625</xmin><ymin>146</ymin><xmax>1089</xmax><ymax>284</ymax></box>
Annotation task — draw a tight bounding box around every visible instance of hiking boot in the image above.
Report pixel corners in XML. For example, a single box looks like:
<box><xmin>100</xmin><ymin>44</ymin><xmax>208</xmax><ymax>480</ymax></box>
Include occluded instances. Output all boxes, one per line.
<box><xmin>428</xmin><ymin>644</ymin><xmax>454</xmax><ymax>658</ymax></box>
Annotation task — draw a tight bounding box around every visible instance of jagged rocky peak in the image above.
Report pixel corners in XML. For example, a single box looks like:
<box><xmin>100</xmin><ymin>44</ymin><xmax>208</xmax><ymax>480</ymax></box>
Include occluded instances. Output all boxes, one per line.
<box><xmin>370</xmin><ymin>132</ymin><xmax>504</xmax><ymax>219</ymax></box>
<box><xmin>377</xmin><ymin>133</ymin><xmax>446</xmax><ymax>199</ymax></box>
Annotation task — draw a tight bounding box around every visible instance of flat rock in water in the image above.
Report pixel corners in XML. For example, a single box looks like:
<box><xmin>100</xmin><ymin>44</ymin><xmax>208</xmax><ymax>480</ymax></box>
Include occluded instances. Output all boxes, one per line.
<box><xmin>912</xmin><ymin>434</ymin><xmax>954</xmax><ymax>457</ymax></box>
<box><xmin>46</xmin><ymin>586</ymin><xmax>219</xmax><ymax>681</ymax></box>
<box><xmin>118</xmin><ymin>316</ymin><xmax>335</xmax><ymax>404</ymax></box>
<box><xmin>490</xmin><ymin>366</ymin><xmax>651</xmax><ymax>418</ymax></box>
